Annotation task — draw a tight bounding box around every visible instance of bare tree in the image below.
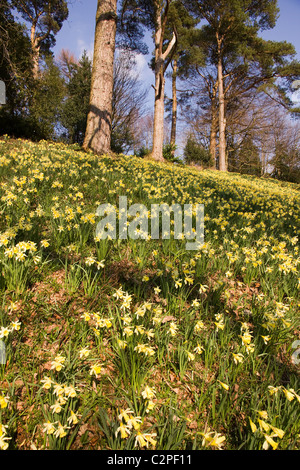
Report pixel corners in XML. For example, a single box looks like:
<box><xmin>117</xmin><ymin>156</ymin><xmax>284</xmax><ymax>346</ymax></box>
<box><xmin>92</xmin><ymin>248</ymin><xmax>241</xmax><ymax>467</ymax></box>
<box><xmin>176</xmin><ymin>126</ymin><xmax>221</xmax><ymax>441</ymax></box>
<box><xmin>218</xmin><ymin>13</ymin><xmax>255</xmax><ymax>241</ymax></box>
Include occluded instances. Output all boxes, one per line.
<box><xmin>111</xmin><ymin>50</ymin><xmax>148</xmax><ymax>153</ymax></box>
<box><xmin>57</xmin><ymin>48</ymin><xmax>78</xmax><ymax>82</ymax></box>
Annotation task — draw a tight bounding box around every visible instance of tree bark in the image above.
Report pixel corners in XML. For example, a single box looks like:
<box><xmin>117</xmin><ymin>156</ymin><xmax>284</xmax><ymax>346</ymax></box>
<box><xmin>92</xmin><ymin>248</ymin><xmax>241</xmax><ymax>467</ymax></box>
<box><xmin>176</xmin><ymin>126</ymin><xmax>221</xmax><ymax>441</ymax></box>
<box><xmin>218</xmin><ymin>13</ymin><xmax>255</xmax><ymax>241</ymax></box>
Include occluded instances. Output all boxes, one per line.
<box><xmin>209</xmin><ymin>82</ymin><xmax>218</xmax><ymax>169</ymax></box>
<box><xmin>30</xmin><ymin>22</ymin><xmax>41</xmax><ymax>79</ymax></box>
<box><xmin>152</xmin><ymin>63</ymin><xmax>166</xmax><ymax>161</ymax></box>
<box><xmin>170</xmin><ymin>58</ymin><xmax>178</xmax><ymax>153</ymax></box>
<box><xmin>83</xmin><ymin>0</ymin><xmax>117</xmax><ymax>155</ymax></box>
<box><xmin>217</xmin><ymin>35</ymin><xmax>227</xmax><ymax>171</ymax></box>
<box><xmin>151</xmin><ymin>1</ymin><xmax>176</xmax><ymax>162</ymax></box>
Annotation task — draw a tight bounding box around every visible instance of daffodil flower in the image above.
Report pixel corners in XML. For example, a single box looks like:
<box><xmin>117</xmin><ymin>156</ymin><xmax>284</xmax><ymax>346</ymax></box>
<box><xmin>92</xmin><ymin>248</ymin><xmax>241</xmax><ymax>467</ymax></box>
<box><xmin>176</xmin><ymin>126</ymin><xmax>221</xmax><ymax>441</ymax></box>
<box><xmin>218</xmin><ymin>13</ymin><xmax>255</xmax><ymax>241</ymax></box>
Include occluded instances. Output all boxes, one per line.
<box><xmin>90</xmin><ymin>363</ymin><xmax>102</xmax><ymax>377</ymax></box>
<box><xmin>218</xmin><ymin>380</ymin><xmax>229</xmax><ymax>391</ymax></box>
<box><xmin>54</xmin><ymin>422</ymin><xmax>69</xmax><ymax>439</ymax></box>
<box><xmin>141</xmin><ymin>386</ymin><xmax>156</xmax><ymax>400</ymax></box>
<box><xmin>67</xmin><ymin>410</ymin><xmax>80</xmax><ymax>425</ymax></box>
<box><xmin>115</xmin><ymin>421</ymin><xmax>131</xmax><ymax>439</ymax></box>
<box><xmin>42</xmin><ymin>420</ymin><xmax>56</xmax><ymax>435</ymax></box>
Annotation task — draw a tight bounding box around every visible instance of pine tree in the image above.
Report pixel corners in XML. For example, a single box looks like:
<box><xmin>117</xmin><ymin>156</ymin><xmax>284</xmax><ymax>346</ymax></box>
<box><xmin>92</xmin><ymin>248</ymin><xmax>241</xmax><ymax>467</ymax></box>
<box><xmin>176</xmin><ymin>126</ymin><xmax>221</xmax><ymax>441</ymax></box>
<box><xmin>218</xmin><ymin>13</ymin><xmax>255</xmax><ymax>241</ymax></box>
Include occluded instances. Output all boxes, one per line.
<box><xmin>83</xmin><ymin>0</ymin><xmax>118</xmax><ymax>155</ymax></box>
<box><xmin>10</xmin><ymin>0</ymin><xmax>68</xmax><ymax>79</ymax></box>
<box><xmin>61</xmin><ymin>52</ymin><xmax>92</xmax><ymax>145</ymax></box>
<box><xmin>183</xmin><ymin>0</ymin><xmax>300</xmax><ymax>171</ymax></box>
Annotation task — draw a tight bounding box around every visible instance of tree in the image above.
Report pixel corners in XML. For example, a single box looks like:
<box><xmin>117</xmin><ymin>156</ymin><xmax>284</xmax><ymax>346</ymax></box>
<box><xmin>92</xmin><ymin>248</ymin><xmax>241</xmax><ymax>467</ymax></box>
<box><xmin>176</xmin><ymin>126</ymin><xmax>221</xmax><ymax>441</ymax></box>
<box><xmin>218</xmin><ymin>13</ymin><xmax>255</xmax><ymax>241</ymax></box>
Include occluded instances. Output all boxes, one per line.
<box><xmin>164</xmin><ymin>1</ymin><xmax>201</xmax><ymax>155</ymax></box>
<box><xmin>111</xmin><ymin>51</ymin><xmax>148</xmax><ymax>153</ymax></box>
<box><xmin>183</xmin><ymin>0</ymin><xmax>300</xmax><ymax>171</ymax></box>
<box><xmin>10</xmin><ymin>0</ymin><xmax>68</xmax><ymax>79</ymax></box>
<box><xmin>83</xmin><ymin>0</ymin><xmax>118</xmax><ymax>155</ymax></box>
<box><xmin>150</xmin><ymin>0</ymin><xmax>177</xmax><ymax>161</ymax></box>
<box><xmin>57</xmin><ymin>48</ymin><xmax>78</xmax><ymax>82</ymax></box>
<box><xmin>29</xmin><ymin>56</ymin><xmax>66</xmax><ymax>140</ymax></box>
<box><xmin>60</xmin><ymin>48</ymin><xmax>148</xmax><ymax>152</ymax></box>
<box><xmin>183</xmin><ymin>0</ymin><xmax>273</xmax><ymax>171</ymax></box>
<box><xmin>0</xmin><ymin>0</ymin><xmax>35</xmax><ymax>136</ymax></box>
<box><xmin>120</xmin><ymin>0</ymin><xmax>180</xmax><ymax>161</ymax></box>
<box><xmin>268</xmin><ymin>108</ymin><xmax>300</xmax><ymax>183</ymax></box>
<box><xmin>183</xmin><ymin>134</ymin><xmax>211</xmax><ymax>167</ymax></box>
<box><xmin>60</xmin><ymin>51</ymin><xmax>91</xmax><ymax>145</ymax></box>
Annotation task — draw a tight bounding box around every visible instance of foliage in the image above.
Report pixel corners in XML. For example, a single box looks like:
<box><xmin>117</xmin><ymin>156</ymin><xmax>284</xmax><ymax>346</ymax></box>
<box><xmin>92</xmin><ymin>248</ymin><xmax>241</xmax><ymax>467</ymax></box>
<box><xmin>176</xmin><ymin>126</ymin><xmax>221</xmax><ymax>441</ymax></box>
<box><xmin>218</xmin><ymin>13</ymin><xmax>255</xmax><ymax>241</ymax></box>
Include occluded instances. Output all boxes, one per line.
<box><xmin>10</xmin><ymin>0</ymin><xmax>69</xmax><ymax>55</ymax></box>
<box><xmin>0</xmin><ymin>1</ymin><xmax>34</xmax><ymax>123</ymax></box>
<box><xmin>60</xmin><ymin>52</ymin><xmax>92</xmax><ymax>145</ymax></box>
<box><xmin>29</xmin><ymin>56</ymin><xmax>66</xmax><ymax>140</ymax></box>
<box><xmin>0</xmin><ymin>138</ymin><xmax>299</xmax><ymax>450</ymax></box>
<box><xmin>184</xmin><ymin>136</ymin><xmax>211</xmax><ymax>167</ymax></box>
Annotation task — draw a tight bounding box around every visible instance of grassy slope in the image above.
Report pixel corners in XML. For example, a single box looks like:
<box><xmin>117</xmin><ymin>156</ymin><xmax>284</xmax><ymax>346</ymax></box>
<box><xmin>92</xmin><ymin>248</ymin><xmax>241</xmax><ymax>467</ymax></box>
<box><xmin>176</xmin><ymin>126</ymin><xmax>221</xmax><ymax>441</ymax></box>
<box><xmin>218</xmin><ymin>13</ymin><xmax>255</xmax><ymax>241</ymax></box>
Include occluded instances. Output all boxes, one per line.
<box><xmin>0</xmin><ymin>137</ymin><xmax>299</xmax><ymax>450</ymax></box>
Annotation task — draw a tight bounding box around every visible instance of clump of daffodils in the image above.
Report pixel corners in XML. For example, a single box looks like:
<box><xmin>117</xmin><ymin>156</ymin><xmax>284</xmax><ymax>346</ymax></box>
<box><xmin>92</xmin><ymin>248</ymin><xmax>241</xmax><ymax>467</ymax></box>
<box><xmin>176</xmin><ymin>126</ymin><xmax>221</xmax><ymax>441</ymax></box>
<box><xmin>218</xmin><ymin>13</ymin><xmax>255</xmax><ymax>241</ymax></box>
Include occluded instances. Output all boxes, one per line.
<box><xmin>249</xmin><ymin>411</ymin><xmax>286</xmax><ymax>450</ymax></box>
<box><xmin>0</xmin><ymin>320</ymin><xmax>21</xmax><ymax>340</ymax></box>
<box><xmin>200</xmin><ymin>427</ymin><xmax>226</xmax><ymax>450</ymax></box>
<box><xmin>115</xmin><ymin>406</ymin><xmax>157</xmax><ymax>449</ymax></box>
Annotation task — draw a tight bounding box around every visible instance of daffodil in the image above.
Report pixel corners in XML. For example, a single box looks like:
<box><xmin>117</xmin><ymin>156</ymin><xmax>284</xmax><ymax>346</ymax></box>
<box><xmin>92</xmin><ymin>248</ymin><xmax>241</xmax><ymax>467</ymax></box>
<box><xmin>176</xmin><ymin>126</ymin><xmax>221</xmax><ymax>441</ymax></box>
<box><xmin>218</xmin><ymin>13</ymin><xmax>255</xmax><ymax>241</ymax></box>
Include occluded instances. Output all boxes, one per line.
<box><xmin>249</xmin><ymin>418</ymin><xmax>257</xmax><ymax>433</ymax></box>
<box><xmin>169</xmin><ymin>321</ymin><xmax>178</xmax><ymax>336</ymax></box>
<box><xmin>90</xmin><ymin>363</ymin><xmax>102</xmax><ymax>377</ymax></box>
<box><xmin>42</xmin><ymin>420</ymin><xmax>56</xmax><ymax>435</ymax></box>
<box><xmin>0</xmin><ymin>425</ymin><xmax>11</xmax><ymax>450</ymax></box>
<box><xmin>142</xmin><ymin>386</ymin><xmax>156</xmax><ymax>400</ymax></box>
<box><xmin>0</xmin><ymin>326</ymin><xmax>10</xmax><ymax>339</ymax></box>
<box><xmin>79</xmin><ymin>347</ymin><xmax>90</xmax><ymax>358</ymax></box>
<box><xmin>261</xmin><ymin>335</ymin><xmax>271</xmax><ymax>345</ymax></box>
<box><xmin>67</xmin><ymin>410</ymin><xmax>80</xmax><ymax>425</ymax></box>
<box><xmin>115</xmin><ymin>421</ymin><xmax>131</xmax><ymax>439</ymax></box>
<box><xmin>50</xmin><ymin>355</ymin><xmax>66</xmax><ymax>372</ymax></box>
<box><xmin>134</xmin><ymin>431</ymin><xmax>148</xmax><ymax>448</ymax></box>
<box><xmin>282</xmin><ymin>387</ymin><xmax>295</xmax><ymax>401</ymax></box>
<box><xmin>0</xmin><ymin>395</ymin><xmax>9</xmax><ymax>409</ymax></box>
<box><xmin>186</xmin><ymin>351</ymin><xmax>195</xmax><ymax>362</ymax></box>
<box><xmin>232</xmin><ymin>352</ymin><xmax>244</xmax><ymax>365</ymax></box>
<box><xmin>218</xmin><ymin>380</ymin><xmax>229</xmax><ymax>391</ymax></box>
<box><xmin>64</xmin><ymin>385</ymin><xmax>77</xmax><ymax>398</ymax></box>
<box><xmin>127</xmin><ymin>415</ymin><xmax>142</xmax><ymax>431</ymax></box>
<box><xmin>200</xmin><ymin>428</ymin><xmax>226</xmax><ymax>450</ymax></box>
<box><xmin>143</xmin><ymin>433</ymin><xmax>157</xmax><ymax>448</ymax></box>
<box><xmin>263</xmin><ymin>434</ymin><xmax>278</xmax><ymax>450</ymax></box>
<box><xmin>54</xmin><ymin>422</ymin><xmax>69</xmax><ymax>439</ymax></box>
<box><xmin>50</xmin><ymin>401</ymin><xmax>63</xmax><ymax>414</ymax></box>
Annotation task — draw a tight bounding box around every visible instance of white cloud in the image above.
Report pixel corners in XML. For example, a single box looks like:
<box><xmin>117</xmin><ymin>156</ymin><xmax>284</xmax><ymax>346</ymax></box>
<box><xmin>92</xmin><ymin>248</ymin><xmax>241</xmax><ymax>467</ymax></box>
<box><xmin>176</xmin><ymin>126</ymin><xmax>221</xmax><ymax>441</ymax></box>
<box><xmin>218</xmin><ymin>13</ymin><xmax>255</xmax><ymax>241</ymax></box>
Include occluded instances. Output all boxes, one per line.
<box><xmin>134</xmin><ymin>53</ymin><xmax>148</xmax><ymax>77</ymax></box>
<box><xmin>77</xmin><ymin>38</ymin><xmax>94</xmax><ymax>61</ymax></box>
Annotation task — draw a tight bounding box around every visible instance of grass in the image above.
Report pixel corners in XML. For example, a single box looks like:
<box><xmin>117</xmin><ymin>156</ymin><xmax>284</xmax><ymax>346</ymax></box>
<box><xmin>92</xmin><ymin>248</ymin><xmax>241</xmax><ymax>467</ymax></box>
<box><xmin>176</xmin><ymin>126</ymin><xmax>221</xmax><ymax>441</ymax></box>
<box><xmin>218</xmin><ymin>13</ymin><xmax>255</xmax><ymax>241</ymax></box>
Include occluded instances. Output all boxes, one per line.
<box><xmin>0</xmin><ymin>136</ymin><xmax>299</xmax><ymax>450</ymax></box>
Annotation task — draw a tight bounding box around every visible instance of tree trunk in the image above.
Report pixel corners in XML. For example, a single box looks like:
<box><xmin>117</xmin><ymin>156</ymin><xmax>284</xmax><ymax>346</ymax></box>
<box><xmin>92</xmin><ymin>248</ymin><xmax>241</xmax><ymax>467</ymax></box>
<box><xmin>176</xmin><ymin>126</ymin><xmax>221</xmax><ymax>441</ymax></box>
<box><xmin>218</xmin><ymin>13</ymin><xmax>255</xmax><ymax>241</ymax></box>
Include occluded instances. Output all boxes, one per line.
<box><xmin>152</xmin><ymin>64</ymin><xmax>166</xmax><ymax>161</ymax></box>
<box><xmin>150</xmin><ymin>1</ymin><xmax>176</xmax><ymax>162</ymax></box>
<box><xmin>209</xmin><ymin>84</ymin><xmax>218</xmax><ymax>169</ymax></box>
<box><xmin>170</xmin><ymin>58</ymin><xmax>178</xmax><ymax>154</ymax></box>
<box><xmin>217</xmin><ymin>36</ymin><xmax>227</xmax><ymax>171</ymax></box>
<box><xmin>83</xmin><ymin>0</ymin><xmax>117</xmax><ymax>155</ymax></box>
<box><xmin>30</xmin><ymin>22</ymin><xmax>40</xmax><ymax>79</ymax></box>
<box><xmin>32</xmin><ymin>45</ymin><xmax>40</xmax><ymax>80</ymax></box>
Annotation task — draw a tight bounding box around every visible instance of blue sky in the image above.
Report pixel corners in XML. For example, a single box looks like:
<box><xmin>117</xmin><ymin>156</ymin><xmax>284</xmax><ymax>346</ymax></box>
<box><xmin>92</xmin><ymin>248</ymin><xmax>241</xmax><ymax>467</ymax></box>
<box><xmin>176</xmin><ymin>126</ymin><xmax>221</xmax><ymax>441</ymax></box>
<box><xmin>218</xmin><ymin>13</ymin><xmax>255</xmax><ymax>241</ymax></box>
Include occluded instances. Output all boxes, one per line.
<box><xmin>52</xmin><ymin>0</ymin><xmax>300</xmax><ymax>103</ymax></box>
<box><xmin>53</xmin><ymin>0</ymin><xmax>300</xmax><ymax>62</ymax></box>
<box><xmin>51</xmin><ymin>0</ymin><xmax>300</xmax><ymax>152</ymax></box>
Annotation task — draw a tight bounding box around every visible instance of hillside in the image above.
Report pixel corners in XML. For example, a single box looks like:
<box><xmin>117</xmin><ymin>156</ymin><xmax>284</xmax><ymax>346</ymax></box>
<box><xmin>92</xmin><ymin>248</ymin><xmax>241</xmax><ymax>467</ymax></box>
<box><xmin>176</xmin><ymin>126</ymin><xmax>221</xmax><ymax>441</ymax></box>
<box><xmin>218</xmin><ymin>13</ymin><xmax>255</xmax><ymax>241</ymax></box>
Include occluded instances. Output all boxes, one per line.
<box><xmin>0</xmin><ymin>137</ymin><xmax>299</xmax><ymax>450</ymax></box>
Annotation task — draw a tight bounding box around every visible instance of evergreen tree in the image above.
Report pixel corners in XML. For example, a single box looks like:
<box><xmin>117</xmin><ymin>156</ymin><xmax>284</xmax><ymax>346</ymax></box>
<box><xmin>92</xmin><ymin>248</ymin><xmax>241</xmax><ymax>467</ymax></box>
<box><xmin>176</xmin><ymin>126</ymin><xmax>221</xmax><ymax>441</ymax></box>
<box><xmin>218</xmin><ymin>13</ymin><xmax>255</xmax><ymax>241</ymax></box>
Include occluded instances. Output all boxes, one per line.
<box><xmin>10</xmin><ymin>0</ymin><xmax>68</xmax><ymax>78</ymax></box>
<box><xmin>61</xmin><ymin>51</ymin><xmax>92</xmax><ymax>145</ymax></box>
<box><xmin>83</xmin><ymin>0</ymin><xmax>118</xmax><ymax>155</ymax></box>
<box><xmin>0</xmin><ymin>1</ymin><xmax>34</xmax><ymax>136</ymax></box>
<box><xmin>183</xmin><ymin>0</ymin><xmax>300</xmax><ymax>171</ymax></box>
<box><xmin>29</xmin><ymin>56</ymin><xmax>66</xmax><ymax>140</ymax></box>
<box><xmin>183</xmin><ymin>134</ymin><xmax>211</xmax><ymax>167</ymax></box>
